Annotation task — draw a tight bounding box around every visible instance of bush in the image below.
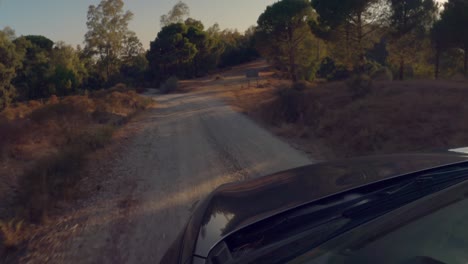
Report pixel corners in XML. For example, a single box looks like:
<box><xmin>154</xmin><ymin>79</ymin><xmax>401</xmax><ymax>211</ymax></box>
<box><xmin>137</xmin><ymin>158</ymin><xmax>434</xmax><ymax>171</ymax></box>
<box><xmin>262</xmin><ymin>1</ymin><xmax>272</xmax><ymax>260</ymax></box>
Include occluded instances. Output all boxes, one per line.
<box><xmin>160</xmin><ymin>76</ymin><xmax>179</xmax><ymax>94</ymax></box>
<box><xmin>317</xmin><ymin>57</ymin><xmax>351</xmax><ymax>81</ymax></box>
<box><xmin>0</xmin><ymin>219</ymin><xmax>24</xmax><ymax>250</ymax></box>
<box><xmin>362</xmin><ymin>60</ymin><xmax>382</xmax><ymax>76</ymax></box>
<box><xmin>275</xmin><ymin>86</ymin><xmax>306</xmax><ymax>123</ymax></box>
<box><xmin>347</xmin><ymin>74</ymin><xmax>373</xmax><ymax>99</ymax></box>
<box><xmin>17</xmin><ymin>124</ymin><xmax>115</xmax><ymax>223</ymax></box>
<box><xmin>292</xmin><ymin>81</ymin><xmax>312</xmax><ymax>91</ymax></box>
<box><xmin>47</xmin><ymin>95</ymin><xmax>59</xmax><ymax>105</ymax></box>
<box><xmin>0</xmin><ymin>89</ymin><xmax>152</xmax><ymax>224</ymax></box>
<box><xmin>18</xmin><ymin>147</ymin><xmax>85</xmax><ymax>222</ymax></box>
<box><xmin>371</xmin><ymin>67</ymin><xmax>393</xmax><ymax>81</ymax></box>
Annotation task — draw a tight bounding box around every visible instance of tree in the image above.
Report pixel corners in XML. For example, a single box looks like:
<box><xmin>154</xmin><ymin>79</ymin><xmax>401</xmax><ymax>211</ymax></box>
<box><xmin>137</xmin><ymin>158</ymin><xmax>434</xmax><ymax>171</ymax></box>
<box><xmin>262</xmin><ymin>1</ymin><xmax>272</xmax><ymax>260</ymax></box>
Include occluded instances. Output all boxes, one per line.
<box><xmin>2</xmin><ymin>26</ymin><xmax>16</xmax><ymax>41</ymax></box>
<box><xmin>0</xmin><ymin>31</ymin><xmax>24</xmax><ymax>109</ymax></box>
<box><xmin>160</xmin><ymin>1</ymin><xmax>190</xmax><ymax>27</ymax></box>
<box><xmin>433</xmin><ymin>0</ymin><xmax>468</xmax><ymax>75</ymax></box>
<box><xmin>312</xmin><ymin>0</ymin><xmax>388</xmax><ymax>71</ymax></box>
<box><xmin>13</xmin><ymin>35</ymin><xmax>54</xmax><ymax>99</ymax></box>
<box><xmin>256</xmin><ymin>0</ymin><xmax>317</xmax><ymax>82</ymax></box>
<box><xmin>49</xmin><ymin>42</ymin><xmax>88</xmax><ymax>95</ymax></box>
<box><xmin>147</xmin><ymin>23</ymin><xmax>197</xmax><ymax>81</ymax></box>
<box><xmin>218</xmin><ymin>28</ymin><xmax>259</xmax><ymax>68</ymax></box>
<box><xmin>388</xmin><ymin>0</ymin><xmax>437</xmax><ymax>80</ymax></box>
<box><xmin>84</xmin><ymin>0</ymin><xmax>141</xmax><ymax>81</ymax></box>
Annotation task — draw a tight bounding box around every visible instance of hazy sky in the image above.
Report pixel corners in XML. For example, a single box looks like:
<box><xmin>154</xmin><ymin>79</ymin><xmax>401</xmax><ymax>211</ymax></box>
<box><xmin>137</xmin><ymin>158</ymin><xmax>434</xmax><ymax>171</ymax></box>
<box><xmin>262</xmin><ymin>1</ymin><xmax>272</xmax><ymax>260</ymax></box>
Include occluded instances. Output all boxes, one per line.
<box><xmin>0</xmin><ymin>0</ymin><xmax>447</xmax><ymax>50</ymax></box>
<box><xmin>0</xmin><ymin>0</ymin><xmax>277</xmax><ymax>49</ymax></box>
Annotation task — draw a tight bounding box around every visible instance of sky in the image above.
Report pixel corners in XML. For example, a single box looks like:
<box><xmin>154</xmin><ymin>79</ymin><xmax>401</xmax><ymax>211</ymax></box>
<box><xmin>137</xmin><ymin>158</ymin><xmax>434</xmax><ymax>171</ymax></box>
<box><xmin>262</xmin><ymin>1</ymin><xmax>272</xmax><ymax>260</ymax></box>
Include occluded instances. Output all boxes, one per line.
<box><xmin>0</xmin><ymin>0</ymin><xmax>277</xmax><ymax>49</ymax></box>
<box><xmin>0</xmin><ymin>0</ymin><xmax>447</xmax><ymax>50</ymax></box>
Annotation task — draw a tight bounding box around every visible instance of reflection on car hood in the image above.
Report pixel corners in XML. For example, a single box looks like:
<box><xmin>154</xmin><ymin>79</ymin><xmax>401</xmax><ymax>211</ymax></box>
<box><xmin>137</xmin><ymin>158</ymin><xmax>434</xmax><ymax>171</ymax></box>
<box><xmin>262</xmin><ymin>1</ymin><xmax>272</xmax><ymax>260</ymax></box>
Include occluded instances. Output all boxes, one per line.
<box><xmin>449</xmin><ymin>147</ymin><xmax>468</xmax><ymax>154</ymax></box>
<box><xmin>184</xmin><ymin>153</ymin><xmax>468</xmax><ymax>259</ymax></box>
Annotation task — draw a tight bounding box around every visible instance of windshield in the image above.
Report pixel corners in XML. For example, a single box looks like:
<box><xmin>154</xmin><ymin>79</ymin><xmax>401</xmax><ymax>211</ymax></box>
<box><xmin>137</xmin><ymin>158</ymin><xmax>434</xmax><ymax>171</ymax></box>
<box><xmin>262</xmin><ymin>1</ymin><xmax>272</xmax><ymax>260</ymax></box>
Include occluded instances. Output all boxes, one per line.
<box><xmin>291</xmin><ymin>180</ymin><xmax>468</xmax><ymax>264</ymax></box>
<box><xmin>1</xmin><ymin>0</ymin><xmax>467</xmax><ymax>263</ymax></box>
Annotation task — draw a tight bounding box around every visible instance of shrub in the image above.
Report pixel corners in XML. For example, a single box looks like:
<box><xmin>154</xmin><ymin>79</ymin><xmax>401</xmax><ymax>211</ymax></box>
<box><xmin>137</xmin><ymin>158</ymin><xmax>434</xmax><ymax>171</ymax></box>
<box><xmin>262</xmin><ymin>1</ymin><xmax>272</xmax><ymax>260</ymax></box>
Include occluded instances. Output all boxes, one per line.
<box><xmin>27</xmin><ymin>100</ymin><xmax>42</xmax><ymax>109</ymax></box>
<box><xmin>317</xmin><ymin>57</ymin><xmax>351</xmax><ymax>81</ymax></box>
<box><xmin>347</xmin><ymin>74</ymin><xmax>373</xmax><ymax>99</ymax></box>
<box><xmin>135</xmin><ymin>87</ymin><xmax>147</xmax><ymax>94</ymax></box>
<box><xmin>363</xmin><ymin>60</ymin><xmax>382</xmax><ymax>76</ymax></box>
<box><xmin>160</xmin><ymin>76</ymin><xmax>179</xmax><ymax>94</ymax></box>
<box><xmin>371</xmin><ymin>67</ymin><xmax>393</xmax><ymax>81</ymax></box>
<box><xmin>0</xmin><ymin>219</ymin><xmax>24</xmax><ymax>250</ymax></box>
<box><xmin>74</xmin><ymin>126</ymin><xmax>115</xmax><ymax>150</ymax></box>
<box><xmin>62</xmin><ymin>96</ymin><xmax>96</xmax><ymax>113</ymax></box>
<box><xmin>15</xmin><ymin>126</ymin><xmax>117</xmax><ymax>223</ymax></box>
<box><xmin>292</xmin><ymin>81</ymin><xmax>311</xmax><ymax>91</ymax></box>
<box><xmin>47</xmin><ymin>95</ymin><xmax>59</xmax><ymax>105</ymax></box>
<box><xmin>275</xmin><ymin>86</ymin><xmax>306</xmax><ymax>123</ymax></box>
<box><xmin>112</xmin><ymin>83</ymin><xmax>128</xmax><ymax>93</ymax></box>
<box><xmin>1</xmin><ymin>88</ymin><xmax>151</xmax><ymax>224</ymax></box>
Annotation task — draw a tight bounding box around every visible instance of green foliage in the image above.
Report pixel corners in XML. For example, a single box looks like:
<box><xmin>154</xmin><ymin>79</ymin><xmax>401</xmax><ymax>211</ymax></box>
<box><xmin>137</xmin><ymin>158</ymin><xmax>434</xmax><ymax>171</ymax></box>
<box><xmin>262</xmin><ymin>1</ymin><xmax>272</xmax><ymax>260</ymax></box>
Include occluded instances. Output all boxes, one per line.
<box><xmin>316</xmin><ymin>57</ymin><xmax>350</xmax><ymax>81</ymax></box>
<box><xmin>85</xmin><ymin>0</ymin><xmax>142</xmax><ymax>81</ymax></box>
<box><xmin>432</xmin><ymin>0</ymin><xmax>468</xmax><ymax>76</ymax></box>
<box><xmin>256</xmin><ymin>0</ymin><xmax>318</xmax><ymax>82</ymax></box>
<box><xmin>216</xmin><ymin>27</ymin><xmax>259</xmax><ymax>68</ymax></box>
<box><xmin>388</xmin><ymin>0</ymin><xmax>437</xmax><ymax>80</ymax></box>
<box><xmin>49</xmin><ymin>42</ymin><xmax>88</xmax><ymax>95</ymax></box>
<box><xmin>160</xmin><ymin>1</ymin><xmax>190</xmax><ymax>27</ymax></box>
<box><xmin>147</xmin><ymin>23</ymin><xmax>197</xmax><ymax>81</ymax></box>
<box><xmin>0</xmin><ymin>31</ymin><xmax>24</xmax><ymax>109</ymax></box>
<box><xmin>120</xmin><ymin>53</ymin><xmax>148</xmax><ymax>85</ymax></box>
<box><xmin>13</xmin><ymin>35</ymin><xmax>54</xmax><ymax>100</ymax></box>
<box><xmin>312</xmin><ymin>0</ymin><xmax>386</xmax><ymax>71</ymax></box>
<box><xmin>148</xmin><ymin>10</ymin><xmax>259</xmax><ymax>83</ymax></box>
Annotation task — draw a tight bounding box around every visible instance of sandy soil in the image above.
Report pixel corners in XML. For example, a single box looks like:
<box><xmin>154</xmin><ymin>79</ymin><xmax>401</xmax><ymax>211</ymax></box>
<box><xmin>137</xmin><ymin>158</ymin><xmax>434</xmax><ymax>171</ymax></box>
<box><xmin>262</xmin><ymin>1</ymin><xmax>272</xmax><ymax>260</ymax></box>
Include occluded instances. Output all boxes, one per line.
<box><xmin>23</xmin><ymin>62</ymin><xmax>314</xmax><ymax>263</ymax></box>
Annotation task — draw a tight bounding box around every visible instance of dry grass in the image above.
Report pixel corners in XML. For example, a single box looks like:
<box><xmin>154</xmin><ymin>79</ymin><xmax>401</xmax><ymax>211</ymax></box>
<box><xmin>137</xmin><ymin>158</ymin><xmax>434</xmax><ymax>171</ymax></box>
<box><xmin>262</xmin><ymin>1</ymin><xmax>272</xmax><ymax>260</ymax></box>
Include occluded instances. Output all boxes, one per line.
<box><xmin>233</xmin><ymin>79</ymin><xmax>468</xmax><ymax>158</ymax></box>
<box><xmin>0</xmin><ymin>85</ymin><xmax>153</xmax><ymax>228</ymax></box>
<box><xmin>0</xmin><ymin>219</ymin><xmax>24</xmax><ymax>250</ymax></box>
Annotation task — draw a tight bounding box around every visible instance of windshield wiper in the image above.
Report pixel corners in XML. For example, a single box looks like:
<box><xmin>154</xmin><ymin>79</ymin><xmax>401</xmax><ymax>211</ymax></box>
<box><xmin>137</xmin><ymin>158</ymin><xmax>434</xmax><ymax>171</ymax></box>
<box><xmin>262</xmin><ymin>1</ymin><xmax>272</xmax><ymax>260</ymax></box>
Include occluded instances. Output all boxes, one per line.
<box><xmin>220</xmin><ymin>163</ymin><xmax>468</xmax><ymax>263</ymax></box>
<box><xmin>342</xmin><ymin>166</ymin><xmax>468</xmax><ymax>220</ymax></box>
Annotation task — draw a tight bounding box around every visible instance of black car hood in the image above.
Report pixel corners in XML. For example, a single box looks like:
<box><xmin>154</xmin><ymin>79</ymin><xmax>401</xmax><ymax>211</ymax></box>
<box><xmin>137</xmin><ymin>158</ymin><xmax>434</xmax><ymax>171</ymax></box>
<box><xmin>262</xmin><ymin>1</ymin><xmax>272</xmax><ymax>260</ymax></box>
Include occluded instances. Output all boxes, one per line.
<box><xmin>168</xmin><ymin>153</ymin><xmax>468</xmax><ymax>262</ymax></box>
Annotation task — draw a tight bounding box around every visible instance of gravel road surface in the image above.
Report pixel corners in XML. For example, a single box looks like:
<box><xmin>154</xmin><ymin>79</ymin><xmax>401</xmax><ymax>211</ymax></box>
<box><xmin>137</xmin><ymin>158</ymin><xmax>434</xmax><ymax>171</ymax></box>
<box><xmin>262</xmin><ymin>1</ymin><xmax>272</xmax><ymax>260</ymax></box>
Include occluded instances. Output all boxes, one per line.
<box><xmin>47</xmin><ymin>88</ymin><xmax>313</xmax><ymax>263</ymax></box>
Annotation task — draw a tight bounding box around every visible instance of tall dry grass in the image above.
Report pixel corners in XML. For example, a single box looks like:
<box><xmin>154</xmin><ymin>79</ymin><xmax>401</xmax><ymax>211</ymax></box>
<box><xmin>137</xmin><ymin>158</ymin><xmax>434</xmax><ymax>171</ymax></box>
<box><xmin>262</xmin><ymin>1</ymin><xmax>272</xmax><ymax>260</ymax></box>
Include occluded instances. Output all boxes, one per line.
<box><xmin>0</xmin><ymin>85</ymin><xmax>153</xmax><ymax>231</ymax></box>
<box><xmin>249</xmin><ymin>80</ymin><xmax>468</xmax><ymax>158</ymax></box>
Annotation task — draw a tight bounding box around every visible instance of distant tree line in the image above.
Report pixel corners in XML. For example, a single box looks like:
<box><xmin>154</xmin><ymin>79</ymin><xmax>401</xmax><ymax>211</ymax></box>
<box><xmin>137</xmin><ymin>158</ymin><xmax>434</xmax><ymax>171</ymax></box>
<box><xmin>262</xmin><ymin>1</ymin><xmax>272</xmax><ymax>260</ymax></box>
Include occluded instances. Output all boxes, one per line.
<box><xmin>0</xmin><ymin>0</ymin><xmax>258</xmax><ymax>109</ymax></box>
<box><xmin>3</xmin><ymin>0</ymin><xmax>466</xmax><ymax>109</ymax></box>
<box><xmin>256</xmin><ymin>0</ymin><xmax>468</xmax><ymax>82</ymax></box>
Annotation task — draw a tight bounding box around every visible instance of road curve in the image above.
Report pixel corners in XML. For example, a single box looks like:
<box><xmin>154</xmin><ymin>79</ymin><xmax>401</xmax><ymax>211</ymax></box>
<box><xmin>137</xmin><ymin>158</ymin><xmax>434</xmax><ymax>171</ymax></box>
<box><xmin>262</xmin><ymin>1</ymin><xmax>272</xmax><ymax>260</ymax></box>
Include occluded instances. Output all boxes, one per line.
<box><xmin>53</xmin><ymin>88</ymin><xmax>313</xmax><ymax>263</ymax></box>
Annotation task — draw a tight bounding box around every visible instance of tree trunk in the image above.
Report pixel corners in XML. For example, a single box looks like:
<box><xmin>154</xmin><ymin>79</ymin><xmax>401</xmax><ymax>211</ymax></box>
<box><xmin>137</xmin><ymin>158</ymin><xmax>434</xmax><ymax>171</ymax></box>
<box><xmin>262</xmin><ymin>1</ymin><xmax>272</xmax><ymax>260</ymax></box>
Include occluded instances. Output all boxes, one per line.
<box><xmin>288</xmin><ymin>26</ymin><xmax>298</xmax><ymax>83</ymax></box>
<box><xmin>357</xmin><ymin>12</ymin><xmax>365</xmax><ymax>73</ymax></box>
<box><xmin>316</xmin><ymin>39</ymin><xmax>320</xmax><ymax>61</ymax></box>
<box><xmin>399</xmin><ymin>56</ymin><xmax>405</xmax><ymax>80</ymax></box>
<box><xmin>289</xmin><ymin>47</ymin><xmax>298</xmax><ymax>83</ymax></box>
<box><xmin>435</xmin><ymin>46</ymin><xmax>440</xmax><ymax>80</ymax></box>
<box><xmin>464</xmin><ymin>45</ymin><xmax>468</xmax><ymax>76</ymax></box>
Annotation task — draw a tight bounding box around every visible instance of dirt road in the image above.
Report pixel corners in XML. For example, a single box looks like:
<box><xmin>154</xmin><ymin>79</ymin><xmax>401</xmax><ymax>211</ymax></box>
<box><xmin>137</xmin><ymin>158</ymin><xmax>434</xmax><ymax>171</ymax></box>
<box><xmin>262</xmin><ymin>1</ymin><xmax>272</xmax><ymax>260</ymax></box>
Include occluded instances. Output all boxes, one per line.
<box><xmin>33</xmin><ymin>82</ymin><xmax>313</xmax><ymax>263</ymax></box>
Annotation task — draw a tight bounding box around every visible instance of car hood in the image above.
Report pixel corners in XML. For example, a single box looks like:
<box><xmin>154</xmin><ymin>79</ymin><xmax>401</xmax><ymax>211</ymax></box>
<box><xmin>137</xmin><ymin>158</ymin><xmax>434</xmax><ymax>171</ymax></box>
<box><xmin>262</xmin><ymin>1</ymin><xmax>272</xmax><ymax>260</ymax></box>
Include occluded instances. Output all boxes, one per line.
<box><xmin>172</xmin><ymin>153</ymin><xmax>468</xmax><ymax>262</ymax></box>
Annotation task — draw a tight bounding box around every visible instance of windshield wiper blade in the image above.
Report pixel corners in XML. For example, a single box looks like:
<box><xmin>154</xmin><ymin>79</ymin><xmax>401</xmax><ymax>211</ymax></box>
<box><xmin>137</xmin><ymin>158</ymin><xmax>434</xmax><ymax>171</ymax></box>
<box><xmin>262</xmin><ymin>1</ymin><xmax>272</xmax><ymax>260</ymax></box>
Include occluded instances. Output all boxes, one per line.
<box><xmin>342</xmin><ymin>166</ymin><xmax>468</xmax><ymax>220</ymax></box>
<box><xmin>224</xmin><ymin>163</ymin><xmax>468</xmax><ymax>263</ymax></box>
